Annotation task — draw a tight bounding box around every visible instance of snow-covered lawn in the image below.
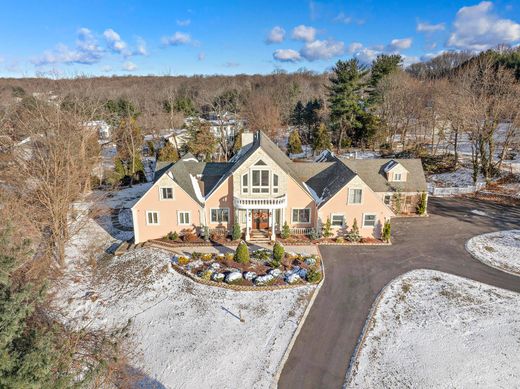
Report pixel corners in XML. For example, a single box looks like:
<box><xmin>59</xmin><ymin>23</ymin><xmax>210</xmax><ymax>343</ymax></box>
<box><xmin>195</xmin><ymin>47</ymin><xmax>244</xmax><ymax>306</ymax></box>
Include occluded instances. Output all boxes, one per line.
<box><xmin>346</xmin><ymin>270</ymin><xmax>520</xmax><ymax>388</ymax></box>
<box><xmin>466</xmin><ymin>230</ymin><xmax>520</xmax><ymax>276</ymax></box>
<box><xmin>429</xmin><ymin>167</ymin><xmax>483</xmax><ymax>187</ymax></box>
<box><xmin>60</xmin><ymin>203</ymin><xmax>315</xmax><ymax>388</ymax></box>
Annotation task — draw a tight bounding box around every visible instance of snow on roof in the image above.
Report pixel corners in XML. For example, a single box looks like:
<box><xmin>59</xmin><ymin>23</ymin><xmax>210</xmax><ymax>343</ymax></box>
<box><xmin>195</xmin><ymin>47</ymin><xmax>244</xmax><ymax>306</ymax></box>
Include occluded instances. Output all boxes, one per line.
<box><xmin>189</xmin><ymin>174</ymin><xmax>205</xmax><ymax>204</ymax></box>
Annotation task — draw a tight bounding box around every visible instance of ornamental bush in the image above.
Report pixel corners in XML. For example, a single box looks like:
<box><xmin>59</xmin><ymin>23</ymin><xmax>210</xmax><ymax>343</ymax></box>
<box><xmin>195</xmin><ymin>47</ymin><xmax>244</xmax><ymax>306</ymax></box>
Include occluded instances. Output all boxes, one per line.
<box><xmin>272</xmin><ymin>241</ymin><xmax>285</xmax><ymax>266</ymax></box>
<box><xmin>232</xmin><ymin>221</ymin><xmax>242</xmax><ymax>241</ymax></box>
<box><xmin>322</xmin><ymin>218</ymin><xmax>333</xmax><ymax>238</ymax></box>
<box><xmin>416</xmin><ymin>192</ymin><xmax>427</xmax><ymax>215</ymax></box>
<box><xmin>346</xmin><ymin>218</ymin><xmax>361</xmax><ymax>242</ymax></box>
<box><xmin>234</xmin><ymin>241</ymin><xmax>250</xmax><ymax>264</ymax></box>
<box><xmin>281</xmin><ymin>221</ymin><xmax>291</xmax><ymax>239</ymax></box>
<box><xmin>382</xmin><ymin>220</ymin><xmax>391</xmax><ymax>243</ymax></box>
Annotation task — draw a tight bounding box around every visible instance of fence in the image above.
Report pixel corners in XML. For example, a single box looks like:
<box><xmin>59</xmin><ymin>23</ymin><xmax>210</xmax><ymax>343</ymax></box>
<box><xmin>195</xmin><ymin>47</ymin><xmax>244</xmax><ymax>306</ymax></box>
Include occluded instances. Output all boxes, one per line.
<box><xmin>428</xmin><ymin>182</ymin><xmax>486</xmax><ymax>197</ymax></box>
<box><xmin>290</xmin><ymin>227</ymin><xmax>314</xmax><ymax>235</ymax></box>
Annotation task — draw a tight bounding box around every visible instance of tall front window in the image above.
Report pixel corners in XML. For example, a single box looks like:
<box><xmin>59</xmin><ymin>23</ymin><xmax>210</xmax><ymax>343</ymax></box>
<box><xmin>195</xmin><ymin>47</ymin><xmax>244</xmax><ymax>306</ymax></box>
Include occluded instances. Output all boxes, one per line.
<box><xmin>348</xmin><ymin>189</ymin><xmax>363</xmax><ymax>204</ymax></box>
<box><xmin>273</xmin><ymin>174</ymin><xmax>279</xmax><ymax>193</ymax></box>
<box><xmin>211</xmin><ymin>208</ymin><xmax>230</xmax><ymax>223</ymax></box>
<box><xmin>292</xmin><ymin>208</ymin><xmax>310</xmax><ymax>223</ymax></box>
<box><xmin>242</xmin><ymin>174</ymin><xmax>248</xmax><ymax>194</ymax></box>
<box><xmin>252</xmin><ymin>169</ymin><xmax>269</xmax><ymax>193</ymax></box>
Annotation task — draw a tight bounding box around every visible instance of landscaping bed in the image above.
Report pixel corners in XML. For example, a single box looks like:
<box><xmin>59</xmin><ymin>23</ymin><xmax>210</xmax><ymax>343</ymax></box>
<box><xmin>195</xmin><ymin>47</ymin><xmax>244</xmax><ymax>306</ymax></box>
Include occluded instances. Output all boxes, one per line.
<box><xmin>171</xmin><ymin>244</ymin><xmax>322</xmax><ymax>288</ymax></box>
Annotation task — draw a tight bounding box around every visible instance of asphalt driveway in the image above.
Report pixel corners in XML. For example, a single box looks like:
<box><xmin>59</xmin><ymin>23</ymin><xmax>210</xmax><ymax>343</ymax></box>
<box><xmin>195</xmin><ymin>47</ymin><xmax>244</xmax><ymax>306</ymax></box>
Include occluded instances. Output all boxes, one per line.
<box><xmin>278</xmin><ymin>196</ymin><xmax>520</xmax><ymax>389</ymax></box>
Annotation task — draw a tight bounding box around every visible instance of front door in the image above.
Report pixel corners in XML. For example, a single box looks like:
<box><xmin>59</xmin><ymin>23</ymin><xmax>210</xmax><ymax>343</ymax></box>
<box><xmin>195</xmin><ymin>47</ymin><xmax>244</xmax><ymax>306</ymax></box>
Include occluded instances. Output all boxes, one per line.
<box><xmin>253</xmin><ymin>209</ymin><xmax>269</xmax><ymax>230</ymax></box>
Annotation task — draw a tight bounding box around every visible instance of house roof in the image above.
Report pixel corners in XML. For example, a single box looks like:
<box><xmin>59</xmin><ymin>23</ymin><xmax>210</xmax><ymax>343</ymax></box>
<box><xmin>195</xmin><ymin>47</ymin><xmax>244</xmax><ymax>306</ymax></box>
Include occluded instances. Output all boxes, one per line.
<box><xmin>341</xmin><ymin>158</ymin><xmax>427</xmax><ymax>193</ymax></box>
<box><xmin>151</xmin><ymin>132</ymin><xmax>427</xmax><ymax>207</ymax></box>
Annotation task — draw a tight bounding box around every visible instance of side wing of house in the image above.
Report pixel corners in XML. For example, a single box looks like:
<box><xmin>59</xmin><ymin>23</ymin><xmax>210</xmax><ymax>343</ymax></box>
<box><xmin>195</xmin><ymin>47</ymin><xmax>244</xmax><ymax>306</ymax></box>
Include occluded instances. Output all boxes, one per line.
<box><xmin>318</xmin><ymin>175</ymin><xmax>394</xmax><ymax>239</ymax></box>
<box><xmin>132</xmin><ymin>172</ymin><xmax>202</xmax><ymax>243</ymax></box>
<box><xmin>204</xmin><ymin>176</ymin><xmax>234</xmax><ymax>232</ymax></box>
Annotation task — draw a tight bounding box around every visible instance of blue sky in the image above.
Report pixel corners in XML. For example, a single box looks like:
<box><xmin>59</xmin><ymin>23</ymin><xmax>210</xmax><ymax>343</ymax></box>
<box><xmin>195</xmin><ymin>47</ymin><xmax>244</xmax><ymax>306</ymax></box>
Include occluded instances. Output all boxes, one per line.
<box><xmin>0</xmin><ymin>0</ymin><xmax>519</xmax><ymax>77</ymax></box>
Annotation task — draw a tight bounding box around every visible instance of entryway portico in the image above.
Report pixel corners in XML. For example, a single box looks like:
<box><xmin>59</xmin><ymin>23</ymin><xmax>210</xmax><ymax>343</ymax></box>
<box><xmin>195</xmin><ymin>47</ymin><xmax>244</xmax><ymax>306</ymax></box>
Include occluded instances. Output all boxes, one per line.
<box><xmin>233</xmin><ymin>194</ymin><xmax>287</xmax><ymax>241</ymax></box>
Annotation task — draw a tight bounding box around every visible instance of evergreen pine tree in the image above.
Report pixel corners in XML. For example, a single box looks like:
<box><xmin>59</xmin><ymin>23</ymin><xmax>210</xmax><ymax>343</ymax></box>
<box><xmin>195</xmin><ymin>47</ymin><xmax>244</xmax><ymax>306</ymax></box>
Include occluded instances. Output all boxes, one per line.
<box><xmin>327</xmin><ymin>59</ymin><xmax>367</xmax><ymax>151</ymax></box>
<box><xmin>313</xmin><ymin>123</ymin><xmax>332</xmax><ymax>153</ymax></box>
<box><xmin>281</xmin><ymin>221</ymin><xmax>291</xmax><ymax>239</ymax></box>
<box><xmin>234</xmin><ymin>241</ymin><xmax>250</xmax><ymax>264</ymax></box>
<box><xmin>382</xmin><ymin>220</ymin><xmax>391</xmax><ymax>243</ymax></box>
<box><xmin>157</xmin><ymin>142</ymin><xmax>180</xmax><ymax>162</ymax></box>
<box><xmin>287</xmin><ymin>130</ymin><xmax>303</xmax><ymax>155</ymax></box>
<box><xmin>322</xmin><ymin>218</ymin><xmax>333</xmax><ymax>238</ymax></box>
<box><xmin>232</xmin><ymin>221</ymin><xmax>242</xmax><ymax>241</ymax></box>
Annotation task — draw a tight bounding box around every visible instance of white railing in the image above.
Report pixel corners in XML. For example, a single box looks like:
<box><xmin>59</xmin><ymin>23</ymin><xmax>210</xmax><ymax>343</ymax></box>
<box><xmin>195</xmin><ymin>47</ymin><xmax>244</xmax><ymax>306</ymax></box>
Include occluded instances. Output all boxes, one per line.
<box><xmin>290</xmin><ymin>227</ymin><xmax>314</xmax><ymax>235</ymax></box>
<box><xmin>233</xmin><ymin>194</ymin><xmax>287</xmax><ymax>209</ymax></box>
<box><xmin>428</xmin><ymin>182</ymin><xmax>486</xmax><ymax>197</ymax></box>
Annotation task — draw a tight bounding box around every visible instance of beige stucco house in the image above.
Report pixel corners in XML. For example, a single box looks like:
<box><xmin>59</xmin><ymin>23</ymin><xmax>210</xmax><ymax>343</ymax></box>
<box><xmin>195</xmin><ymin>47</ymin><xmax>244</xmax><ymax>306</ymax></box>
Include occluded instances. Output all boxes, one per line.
<box><xmin>131</xmin><ymin>131</ymin><xmax>427</xmax><ymax>243</ymax></box>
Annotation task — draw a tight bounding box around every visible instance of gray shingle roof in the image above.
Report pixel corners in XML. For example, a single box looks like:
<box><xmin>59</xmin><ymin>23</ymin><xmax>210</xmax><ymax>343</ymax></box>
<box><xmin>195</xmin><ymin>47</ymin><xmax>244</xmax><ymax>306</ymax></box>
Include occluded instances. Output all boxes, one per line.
<box><xmin>341</xmin><ymin>158</ymin><xmax>427</xmax><ymax>193</ymax></box>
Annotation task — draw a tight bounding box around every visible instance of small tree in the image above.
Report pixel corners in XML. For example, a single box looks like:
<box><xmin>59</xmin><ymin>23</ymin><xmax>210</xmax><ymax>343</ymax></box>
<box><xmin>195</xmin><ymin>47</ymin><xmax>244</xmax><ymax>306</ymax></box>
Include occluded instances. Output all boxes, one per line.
<box><xmin>382</xmin><ymin>220</ymin><xmax>391</xmax><ymax>243</ymax></box>
<box><xmin>392</xmin><ymin>189</ymin><xmax>403</xmax><ymax>214</ymax></box>
<box><xmin>287</xmin><ymin>130</ymin><xmax>303</xmax><ymax>155</ymax></box>
<box><xmin>272</xmin><ymin>241</ymin><xmax>285</xmax><ymax>267</ymax></box>
<box><xmin>416</xmin><ymin>192</ymin><xmax>427</xmax><ymax>215</ymax></box>
<box><xmin>313</xmin><ymin>123</ymin><xmax>332</xmax><ymax>153</ymax></box>
<box><xmin>322</xmin><ymin>218</ymin><xmax>333</xmax><ymax>238</ymax></box>
<box><xmin>234</xmin><ymin>241</ymin><xmax>250</xmax><ymax>264</ymax></box>
<box><xmin>232</xmin><ymin>221</ymin><xmax>242</xmax><ymax>241</ymax></box>
<box><xmin>281</xmin><ymin>221</ymin><xmax>291</xmax><ymax>239</ymax></box>
<box><xmin>346</xmin><ymin>218</ymin><xmax>361</xmax><ymax>242</ymax></box>
<box><xmin>157</xmin><ymin>142</ymin><xmax>179</xmax><ymax>162</ymax></box>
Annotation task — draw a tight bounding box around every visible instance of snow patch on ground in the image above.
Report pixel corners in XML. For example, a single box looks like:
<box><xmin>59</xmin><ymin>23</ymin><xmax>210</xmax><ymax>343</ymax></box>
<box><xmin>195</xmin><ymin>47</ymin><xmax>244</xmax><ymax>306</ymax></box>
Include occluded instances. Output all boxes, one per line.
<box><xmin>347</xmin><ymin>269</ymin><xmax>520</xmax><ymax>388</ymax></box>
<box><xmin>59</xmin><ymin>207</ymin><xmax>314</xmax><ymax>388</ymax></box>
<box><xmin>429</xmin><ymin>167</ymin><xmax>483</xmax><ymax>187</ymax></box>
<box><xmin>466</xmin><ymin>230</ymin><xmax>520</xmax><ymax>276</ymax></box>
<box><xmin>470</xmin><ymin>209</ymin><xmax>487</xmax><ymax>216</ymax></box>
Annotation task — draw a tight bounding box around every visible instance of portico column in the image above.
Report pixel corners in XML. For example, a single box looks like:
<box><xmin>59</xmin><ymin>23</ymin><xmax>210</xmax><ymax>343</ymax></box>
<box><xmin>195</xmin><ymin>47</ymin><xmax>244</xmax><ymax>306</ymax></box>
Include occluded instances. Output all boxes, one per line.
<box><xmin>269</xmin><ymin>209</ymin><xmax>275</xmax><ymax>241</ymax></box>
<box><xmin>245</xmin><ymin>209</ymin><xmax>251</xmax><ymax>241</ymax></box>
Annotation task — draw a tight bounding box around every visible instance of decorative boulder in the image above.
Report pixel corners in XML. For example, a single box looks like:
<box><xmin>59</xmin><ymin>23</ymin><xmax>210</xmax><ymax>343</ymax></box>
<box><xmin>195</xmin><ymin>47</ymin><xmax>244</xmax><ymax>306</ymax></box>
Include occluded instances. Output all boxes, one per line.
<box><xmin>210</xmin><ymin>262</ymin><xmax>221</xmax><ymax>270</ymax></box>
<box><xmin>297</xmin><ymin>268</ymin><xmax>308</xmax><ymax>279</ymax></box>
<box><xmin>211</xmin><ymin>272</ymin><xmax>225</xmax><ymax>282</ymax></box>
<box><xmin>243</xmin><ymin>271</ymin><xmax>257</xmax><ymax>281</ymax></box>
<box><xmin>254</xmin><ymin>274</ymin><xmax>274</xmax><ymax>286</ymax></box>
<box><xmin>225</xmin><ymin>272</ymin><xmax>243</xmax><ymax>284</ymax></box>
<box><xmin>304</xmin><ymin>257</ymin><xmax>316</xmax><ymax>266</ymax></box>
<box><xmin>268</xmin><ymin>268</ymin><xmax>282</xmax><ymax>278</ymax></box>
<box><xmin>286</xmin><ymin>273</ymin><xmax>301</xmax><ymax>284</ymax></box>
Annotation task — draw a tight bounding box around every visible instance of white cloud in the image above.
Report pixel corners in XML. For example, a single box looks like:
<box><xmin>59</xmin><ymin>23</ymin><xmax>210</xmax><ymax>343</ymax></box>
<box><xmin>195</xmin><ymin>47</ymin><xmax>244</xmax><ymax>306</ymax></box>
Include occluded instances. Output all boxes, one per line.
<box><xmin>102</xmin><ymin>65</ymin><xmax>112</xmax><ymax>72</ymax></box>
<box><xmin>300</xmin><ymin>39</ymin><xmax>345</xmax><ymax>61</ymax></box>
<box><xmin>176</xmin><ymin>19</ymin><xmax>191</xmax><ymax>27</ymax></box>
<box><xmin>334</xmin><ymin>12</ymin><xmax>352</xmax><ymax>24</ymax></box>
<box><xmin>103</xmin><ymin>29</ymin><xmax>128</xmax><ymax>55</ymax></box>
<box><xmin>389</xmin><ymin>38</ymin><xmax>412</xmax><ymax>50</ymax></box>
<box><xmin>353</xmin><ymin>47</ymin><xmax>379</xmax><ymax>64</ymax></box>
<box><xmin>32</xmin><ymin>28</ymin><xmax>104</xmax><ymax>66</ymax></box>
<box><xmin>273</xmin><ymin>49</ymin><xmax>301</xmax><ymax>62</ymax></box>
<box><xmin>417</xmin><ymin>22</ymin><xmax>446</xmax><ymax>33</ymax></box>
<box><xmin>198</xmin><ymin>51</ymin><xmax>205</xmax><ymax>61</ymax></box>
<box><xmin>122</xmin><ymin>61</ymin><xmax>137</xmax><ymax>71</ymax></box>
<box><xmin>266</xmin><ymin>26</ymin><xmax>285</xmax><ymax>44</ymax></box>
<box><xmin>162</xmin><ymin>32</ymin><xmax>192</xmax><ymax>46</ymax></box>
<box><xmin>292</xmin><ymin>25</ymin><xmax>317</xmax><ymax>42</ymax></box>
<box><xmin>447</xmin><ymin>1</ymin><xmax>520</xmax><ymax>51</ymax></box>
<box><xmin>134</xmin><ymin>37</ymin><xmax>148</xmax><ymax>56</ymax></box>
<box><xmin>347</xmin><ymin>42</ymin><xmax>363</xmax><ymax>53</ymax></box>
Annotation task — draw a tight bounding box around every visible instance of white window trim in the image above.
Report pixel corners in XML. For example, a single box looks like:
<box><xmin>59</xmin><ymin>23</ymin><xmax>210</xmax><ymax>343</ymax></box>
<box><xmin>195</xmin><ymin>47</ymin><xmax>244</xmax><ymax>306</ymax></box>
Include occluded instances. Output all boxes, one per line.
<box><xmin>210</xmin><ymin>208</ymin><xmax>230</xmax><ymax>224</ymax></box>
<box><xmin>330</xmin><ymin>213</ymin><xmax>345</xmax><ymax>227</ymax></box>
<box><xmin>146</xmin><ymin>211</ymin><xmax>160</xmax><ymax>226</ymax></box>
<box><xmin>362</xmin><ymin>213</ymin><xmax>377</xmax><ymax>228</ymax></box>
<box><xmin>159</xmin><ymin>186</ymin><xmax>175</xmax><ymax>200</ymax></box>
<box><xmin>241</xmin><ymin>173</ymin><xmax>249</xmax><ymax>194</ymax></box>
<box><xmin>348</xmin><ymin>188</ymin><xmax>363</xmax><ymax>205</ymax></box>
<box><xmin>291</xmin><ymin>208</ymin><xmax>312</xmax><ymax>225</ymax></box>
<box><xmin>177</xmin><ymin>211</ymin><xmax>191</xmax><ymax>226</ymax></box>
<box><xmin>392</xmin><ymin>172</ymin><xmax>404</xmax><ymax>182</ymax></box>
<box><xmin>251</xmin><ymin>168</ymin><xmax>270</xmax><ymax>194</ymax></box>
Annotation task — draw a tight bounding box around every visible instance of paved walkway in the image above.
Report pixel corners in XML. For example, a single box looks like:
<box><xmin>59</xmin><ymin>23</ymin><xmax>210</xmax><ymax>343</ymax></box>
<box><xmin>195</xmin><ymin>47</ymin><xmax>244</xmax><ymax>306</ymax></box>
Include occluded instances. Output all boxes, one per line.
<box><xmin>279</xmin><ymin>197</ymin><xmax>520</xmax><ymax>389</ymax></box>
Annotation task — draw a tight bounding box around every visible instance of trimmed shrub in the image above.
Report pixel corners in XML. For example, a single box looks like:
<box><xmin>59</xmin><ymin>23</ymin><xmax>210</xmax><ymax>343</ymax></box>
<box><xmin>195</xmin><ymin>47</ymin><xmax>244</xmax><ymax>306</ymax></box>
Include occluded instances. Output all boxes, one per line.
<box><xmin>336</xmin><ymin>236</ymin><xmax>345</xmax><ymax>243</ymax></box>
<box><xmin>309</xmin><ymin>228</ymin><xmax>320</xmax><ymax>241</ymax></box>
<box><xmin>272</xmin><ymin>242</ymin><xmax>285</xmax><ymax>267</ymax></box>
<box><xmin>232</xmin><ymin>221</ymin><xmax>242</xmax><ymax>241</ymax></box>
<box><xmin>322</xmin><ymin>218</ymin><xmax>333</xmax><ymax>238</ymax></box>
<box><xmin>307</xmin><ymin>267</ymin><xmax>322</xmax><ymax>283</ymax></box>
<box><xmin>346</xmin><ymin>218</ymin><xmax>361</xmax><ymax>242</ymax></box>
<box><xmin>202</xmin><ymin>225</ymin><xmax>210</xmax><ymax>242</ymax></box>
<box><xmin>281</xmin><ymin>221</ymin><xmax>291</xmax><ymax>239</ymax></box>
<box><xmin>234</xmin><ymin>241</ymin><xmax>250</xmax><ymax>264</ymax></box>
<box><xmin>382</xmin><ymin>220</ymin><xmax>391</xmax><ymax>243</ymax></box>
<box><xmin>416</xmin><ymin>192</ymin><xmax>427</xmax><ymax>215</ymax></box>
<box><xmin>167</xmin><ymin>231</ymin><xmax>179</xmax><ymax>241</ymax></box>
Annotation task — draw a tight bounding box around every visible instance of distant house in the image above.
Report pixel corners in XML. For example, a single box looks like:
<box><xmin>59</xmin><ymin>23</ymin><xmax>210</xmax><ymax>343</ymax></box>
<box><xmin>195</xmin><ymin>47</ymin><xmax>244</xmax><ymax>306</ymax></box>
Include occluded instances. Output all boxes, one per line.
<box><xmin>131</xmin><ymin>131</ymin><xmax>427</xmax><ymax>243</ymax></box>
<box><xmin>84</xmin><ymin>120</ymin><xmax>111</xmax><ymax>140</ymax></box>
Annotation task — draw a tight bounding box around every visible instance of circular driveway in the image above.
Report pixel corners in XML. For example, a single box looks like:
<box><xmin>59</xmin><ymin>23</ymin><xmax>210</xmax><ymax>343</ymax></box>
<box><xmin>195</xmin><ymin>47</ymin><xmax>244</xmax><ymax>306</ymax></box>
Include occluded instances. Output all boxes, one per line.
<box><xmin>279</xmin><ymin>197</ymin><xmax>520</xmax><ymax>389</ymax></box>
